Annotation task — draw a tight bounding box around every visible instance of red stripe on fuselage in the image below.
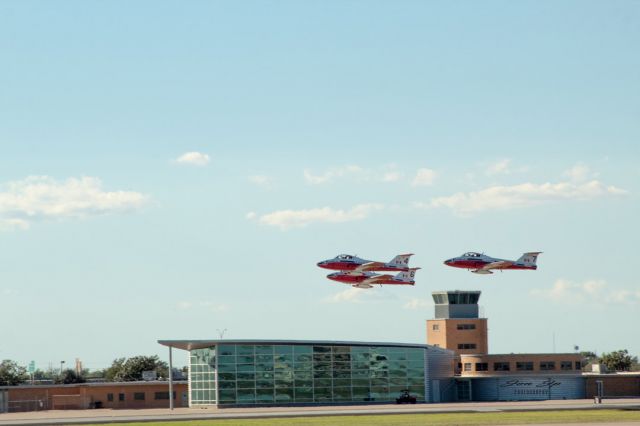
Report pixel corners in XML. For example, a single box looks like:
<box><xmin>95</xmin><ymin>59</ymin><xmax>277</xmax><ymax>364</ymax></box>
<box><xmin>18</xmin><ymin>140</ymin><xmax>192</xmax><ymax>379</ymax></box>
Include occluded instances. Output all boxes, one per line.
<box><xmin>445</xmin><ymin>261</ymin><xmax>536</xmax><ymax>270</ymax></box>
<box><xmin>328</xmin><ymin>275</ymin><xmax>414</xmax><ymax>285</ymax></box>
<box><xmin>319</xmin><ymin>262</ymin><xmax>408</xmax><ymax>271</ymax></box>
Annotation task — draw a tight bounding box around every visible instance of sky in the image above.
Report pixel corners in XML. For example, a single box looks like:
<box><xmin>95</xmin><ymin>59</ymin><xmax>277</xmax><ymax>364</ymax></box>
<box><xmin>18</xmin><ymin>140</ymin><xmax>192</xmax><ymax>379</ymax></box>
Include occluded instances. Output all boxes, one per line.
<box><xmin>0</xmin><ymin>0</ymin><xmax>638</xmax><ymax>371</ymax></box>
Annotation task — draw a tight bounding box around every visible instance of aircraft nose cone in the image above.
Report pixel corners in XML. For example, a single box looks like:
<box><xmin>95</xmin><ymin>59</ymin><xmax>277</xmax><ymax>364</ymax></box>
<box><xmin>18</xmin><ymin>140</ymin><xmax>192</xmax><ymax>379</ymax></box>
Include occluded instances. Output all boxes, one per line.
<box><xmin>317</xmin><ymin>261</ymin><xmax>330</xmax><ymax>269</ymax></box>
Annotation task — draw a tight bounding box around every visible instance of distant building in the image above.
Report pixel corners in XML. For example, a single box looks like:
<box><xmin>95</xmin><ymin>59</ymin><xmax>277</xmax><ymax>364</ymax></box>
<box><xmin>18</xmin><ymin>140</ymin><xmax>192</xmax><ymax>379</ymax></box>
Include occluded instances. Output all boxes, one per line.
<box><xmin>0</xmin><ymin>381</ymin><xmax>188</xmax><ymax>413</ymax></box>
<box><xmin>2</xmin><ymin>289</ymin><xmax>638</xmax><ymax>414</ymax></box>
<box><xmin>427</xmin><ymin>290</ymin><xmax>585</xmax><ymax>401</ymax></box>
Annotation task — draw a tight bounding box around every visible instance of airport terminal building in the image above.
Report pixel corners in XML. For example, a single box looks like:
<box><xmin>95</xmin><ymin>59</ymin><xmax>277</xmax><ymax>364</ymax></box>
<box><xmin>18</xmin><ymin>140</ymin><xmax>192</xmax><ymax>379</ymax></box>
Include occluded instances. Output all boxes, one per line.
<box><xmin>2</xmin><ymin>291</ymin><xmax>637</xmax><ymax>413</ymax></box>
<box><xmin>158</xmin><ymin>340</ymin><xmax>454</xmax><ymax>406</ymax></box>
<box><xmin>428</xmin><ymin>291</ymin><xmax>585</xmax><ymax>401</ymax></box>
<box><xmin>158</xmin><ymin>290</ymin><xmax>591</xmax><ymax>408</ymax></box>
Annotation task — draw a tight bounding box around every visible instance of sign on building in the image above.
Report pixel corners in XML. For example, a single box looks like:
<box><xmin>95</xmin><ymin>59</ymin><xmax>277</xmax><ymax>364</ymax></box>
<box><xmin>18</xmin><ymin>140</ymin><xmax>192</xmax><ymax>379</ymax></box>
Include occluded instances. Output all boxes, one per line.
<box><xmin>142</xmin><ymin>370</ymin><xmax>157</xmax><ymax>381</ymax></box>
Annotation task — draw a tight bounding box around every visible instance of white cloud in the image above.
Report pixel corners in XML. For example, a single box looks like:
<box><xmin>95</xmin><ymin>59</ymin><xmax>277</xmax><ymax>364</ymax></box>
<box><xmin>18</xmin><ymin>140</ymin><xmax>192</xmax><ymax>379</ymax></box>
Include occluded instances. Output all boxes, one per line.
<box><xmin>411</xmin><ymin>168</ymin><xmax>437</xmax><ymax>187</ymax></box>
<box><xmin>200</xmin><ymin>301</ymin><xmax>230</xmax><ymax>312</ymax></box>
<box><xmin>381</xmin><ymin>171</ymin><xmax>402</xmax><ymax>182</ymax></box>
<box><xmin>324</xmin><ymin>288</ymin><xmax>367</xmax><ymax>303</ymax></box>
<box><xmin>403</xmin><ymin>298</ymin><xmax>433</xmax><ymax>310</ymax></box>
<box><xmin>245</xmin><ymin>211</ymin><xmax>257</xmax><ymax>220</ymax></box>
<box><xmin>486</xmin><ymin>159</ymin><xmax>512</xmax><ymax>176</ymax></box>
<box><xmin>0</xmin><ymin>176</ymin><xmax>148</xmax><ymax>229</ymax></box>
<box><xmin>421</xmin><ymin>180</ymin><xmax>626</xmax><ymax>216</ymax></box>
<box><xmin>0</xmin><ymin>218</ymin><xmax>30</xmax><ymax>231</ymax></box>
<box><xmin>564</xmin><ymin>163</ymin><xmax>596</xmax><ymax>182</ymax></box>
<box><xmin>304</xmin><ymin>164</ymin><xmax>405</xmax><ymax>185</ymax></box>
<box><xmin>531</xmin><ymin>279</ymin><xmax>640</xmax><ymax>305</ymax></box>
<box><xmin>303</xmin><ymin>165</ymin><xmax>363</xmax><ymax>184</ymax></box>
<box><xmin>253</xmin><ymin>203</ymin><xmax>384</xmax><ymax>230</ymax></box>
<box><xmin>175</xmin><ymin>151</ymin><xmax>210</xmax><ymax>166</ymax></box>
<box><xmin>248</xmin><ymin>175</ymin><xmax>274</xmax><ymax>188</ymax></box>
<box><xmin>323</xmin><ymin>287</ymin><xmax>389</xmax><ymax>304</ymax></box>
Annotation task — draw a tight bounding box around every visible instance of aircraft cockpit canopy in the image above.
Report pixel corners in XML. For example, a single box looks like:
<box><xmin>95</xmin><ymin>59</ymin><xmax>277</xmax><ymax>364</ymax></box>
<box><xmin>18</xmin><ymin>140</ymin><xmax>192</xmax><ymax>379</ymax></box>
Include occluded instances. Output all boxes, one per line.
<box><xmin>337</xmin><ymin>254</ymin><xmax>353</xmax><ymax>260</ymax></box>
<box><xmin>463</xmin><ymin>252</ymin><xmax>481</xmax><ymax>257</ymax></box>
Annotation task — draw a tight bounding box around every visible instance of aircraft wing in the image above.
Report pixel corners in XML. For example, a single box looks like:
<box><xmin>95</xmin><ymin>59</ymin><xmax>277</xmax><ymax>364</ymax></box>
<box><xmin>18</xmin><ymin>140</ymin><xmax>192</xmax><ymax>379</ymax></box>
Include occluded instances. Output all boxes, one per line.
<box><xmin>354</xmin><ymin>262</ymin><xmax>385</xmax><ymax>272</ymax></box>
<box><xmin>478</xmin><ymin>260</ymin><xmax>514</xmax><ymax>271</ymax></box>
<box><xmin>362</xmin><ymin>274</ymin><xmax>393</xmax><ymax>285</ymax></box>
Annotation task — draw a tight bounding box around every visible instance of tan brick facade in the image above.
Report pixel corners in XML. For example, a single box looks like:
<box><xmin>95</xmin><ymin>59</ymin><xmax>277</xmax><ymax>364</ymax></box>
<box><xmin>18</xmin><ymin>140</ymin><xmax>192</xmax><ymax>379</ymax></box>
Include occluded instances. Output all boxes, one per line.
<box><xmin>427</xmin><ymin>318</ymin><xmax>488</xmax><ymax>356</ymax></box>
<box><xmin>459</xmin><ymin>353</ymin><xmax>583</xmax><ymax>376</ymax></box>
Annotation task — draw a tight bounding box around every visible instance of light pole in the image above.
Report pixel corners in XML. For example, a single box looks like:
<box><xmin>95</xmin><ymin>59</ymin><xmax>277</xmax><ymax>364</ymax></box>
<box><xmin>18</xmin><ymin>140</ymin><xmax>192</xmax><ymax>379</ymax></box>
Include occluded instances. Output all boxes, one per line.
<box><xmin>216</xmin><ymin>329</ymin><xmax>227</xmax><ymax>339</ymax></box>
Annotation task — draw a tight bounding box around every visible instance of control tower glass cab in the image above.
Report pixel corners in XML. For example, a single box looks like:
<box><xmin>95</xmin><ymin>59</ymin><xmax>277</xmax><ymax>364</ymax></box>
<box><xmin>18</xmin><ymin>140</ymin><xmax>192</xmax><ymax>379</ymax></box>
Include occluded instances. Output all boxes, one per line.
<box><xmin>432</xmin><ymin>291</ymin><xmax>481</xmax><ymax>319</ymax></box>
<box><xmin>427</xmin><ymin>291</ymin><xmax>488</xmax><ymax>357</ymax></box>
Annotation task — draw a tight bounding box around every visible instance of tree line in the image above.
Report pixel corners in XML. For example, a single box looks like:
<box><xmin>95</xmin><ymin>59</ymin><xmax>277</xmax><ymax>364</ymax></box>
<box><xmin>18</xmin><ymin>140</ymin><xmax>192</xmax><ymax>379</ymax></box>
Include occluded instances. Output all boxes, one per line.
<box><xmin>2</xmin><ymin>350</ymin><xmax>638</xmax><ymax>386</ymax></box>
<box><xmin>580</xmin><ymin>349</ymin><xmax>639</xmax><ymax>372</ymax></box>
<box><xmin>0</xmin><ymin>355</ymin><xmax>185</xmax><ymax>386</ymax></box>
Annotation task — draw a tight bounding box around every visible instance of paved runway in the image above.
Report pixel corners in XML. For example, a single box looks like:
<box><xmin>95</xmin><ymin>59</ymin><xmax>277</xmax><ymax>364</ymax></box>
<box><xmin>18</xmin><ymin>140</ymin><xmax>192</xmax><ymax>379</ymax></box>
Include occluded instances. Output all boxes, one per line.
<box><xmin>0</xmin><ymin>398</ymin><xmax>639</xmax><ymax>425</ymax></box>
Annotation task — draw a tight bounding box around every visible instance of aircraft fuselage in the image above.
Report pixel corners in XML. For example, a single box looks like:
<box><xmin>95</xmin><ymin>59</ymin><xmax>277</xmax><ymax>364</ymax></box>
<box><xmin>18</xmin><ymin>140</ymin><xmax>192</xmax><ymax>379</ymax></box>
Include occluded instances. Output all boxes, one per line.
<box><xmin>316</xmin><ymin>254</ymin><xmax>411</xmax><ymax>272</ymax></box>
<box><xmin>327</xmin><ymin>272</ymin><xmax>414</xmax><ymax>286</ymax></box>
<box><xmin>444</xmin><ymin>253</ymin><xmax>537</xmax><ymax>271</ymax></box>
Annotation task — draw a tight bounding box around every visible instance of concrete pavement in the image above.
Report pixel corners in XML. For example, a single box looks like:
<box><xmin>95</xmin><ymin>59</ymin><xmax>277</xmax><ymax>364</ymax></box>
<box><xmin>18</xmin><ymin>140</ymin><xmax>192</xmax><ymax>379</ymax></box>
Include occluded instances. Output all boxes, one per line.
<box><xmin>0</xmin><ymin>398</ymin><xmax>639</xmax><ymax>425</ymax></box>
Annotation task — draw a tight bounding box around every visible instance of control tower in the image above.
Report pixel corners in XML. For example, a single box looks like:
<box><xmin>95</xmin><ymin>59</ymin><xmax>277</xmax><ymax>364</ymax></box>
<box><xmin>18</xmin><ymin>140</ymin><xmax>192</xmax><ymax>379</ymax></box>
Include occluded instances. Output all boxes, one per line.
<box><xmin>427</xmin><ymin>290</ymin><xmax>488</xmax><ymax>356</ymax></box>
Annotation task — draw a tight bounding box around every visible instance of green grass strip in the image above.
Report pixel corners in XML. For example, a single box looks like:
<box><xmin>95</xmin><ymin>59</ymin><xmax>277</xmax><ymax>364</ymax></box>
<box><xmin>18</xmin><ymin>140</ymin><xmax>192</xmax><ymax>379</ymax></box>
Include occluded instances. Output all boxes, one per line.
<box><xmin>77</xmin><ymin>409</ymin><xmax>640</xmax><ymax>426</ymax></box>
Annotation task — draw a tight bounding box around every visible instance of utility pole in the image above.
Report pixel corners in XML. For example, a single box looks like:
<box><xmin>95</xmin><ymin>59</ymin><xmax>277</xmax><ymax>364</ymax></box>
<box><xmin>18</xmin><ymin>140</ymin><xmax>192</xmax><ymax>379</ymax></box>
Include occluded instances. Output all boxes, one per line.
<box><xmin>168</xmin><ymin>347</ymin><xmax>174</xmax><ymax>411</ymax></box>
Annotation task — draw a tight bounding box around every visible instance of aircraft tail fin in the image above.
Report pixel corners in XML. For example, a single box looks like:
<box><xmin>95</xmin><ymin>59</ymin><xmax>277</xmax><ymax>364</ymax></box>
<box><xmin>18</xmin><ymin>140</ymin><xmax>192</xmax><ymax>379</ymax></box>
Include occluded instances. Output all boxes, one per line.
<box><xmin>395</xmin><ymin>267</ymin><xmax>420</xmax><ymax>283</ymax></box>
<box><xmin>516</xmin><ymin>252</ymin><xmax>542</xmax><ymax>266</ymax></box>
<box><xmin>389</xmin><ymin>253</ymin><xmax>413</xmax><ymax>267</ymax></box>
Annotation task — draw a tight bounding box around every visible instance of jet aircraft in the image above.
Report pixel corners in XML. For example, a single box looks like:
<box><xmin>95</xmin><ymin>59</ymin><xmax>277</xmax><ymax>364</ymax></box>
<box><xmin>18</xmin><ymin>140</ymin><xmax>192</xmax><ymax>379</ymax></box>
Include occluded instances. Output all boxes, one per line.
<box><xmin>327</xmin><ymin>268</ymin><xmax>420</xmax><ymax>289</ymax></box>
<box><xmin>317</xmin><ymin>253</ymin><xmax>413</xmax><ymax>272</ymax></box>
<box><xmin>444</xmin><ymin>252</ymin><xmax>542</xmax><ymax>274</ymax></box>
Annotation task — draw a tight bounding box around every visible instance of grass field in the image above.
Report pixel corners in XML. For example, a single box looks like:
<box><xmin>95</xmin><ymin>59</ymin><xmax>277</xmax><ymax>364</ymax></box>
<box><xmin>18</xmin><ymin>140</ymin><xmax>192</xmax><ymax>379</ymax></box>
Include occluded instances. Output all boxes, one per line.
<box><xmin>77</xmin><ymin>409</ymin><xmax>640</xmax><ymax>426</ymax></box>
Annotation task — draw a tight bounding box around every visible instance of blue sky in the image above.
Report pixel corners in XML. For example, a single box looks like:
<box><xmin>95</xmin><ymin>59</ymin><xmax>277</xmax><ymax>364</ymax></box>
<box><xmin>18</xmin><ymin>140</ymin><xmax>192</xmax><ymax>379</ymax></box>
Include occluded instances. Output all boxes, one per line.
<box><xmin>1</xmin><ymin>1</ymin><xmax>638</xmax><ymax>370</ymax></box>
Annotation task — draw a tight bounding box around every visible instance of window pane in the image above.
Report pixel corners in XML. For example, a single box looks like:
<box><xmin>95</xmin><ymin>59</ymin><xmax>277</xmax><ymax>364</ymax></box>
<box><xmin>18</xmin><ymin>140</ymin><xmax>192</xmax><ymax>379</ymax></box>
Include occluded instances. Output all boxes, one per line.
<box><xmin>275</xmin><ymin>345</ymin><xmax>293</xmax><ymax>355</ymax></box>
<box><xmin>275</xmin><ymin>388</ymin><xmax>294</xmax><ymax>402</ymax></box>
<box><xmin>218</xmin><ymin>345</ymin><xmax>236</xmax><ymax>356</ymax></box>
<box><xmin>237</xmin><ymin>345</ymin><xmax>255</xmax><ymax>355</ymax></box>
<box><xmin>256</xmin><ymin>389</ymin><xmax>274</xmax><ymax>403</ymax></box>
<box><xmin>255</xmin><ymin>346</ymin><xmax>273</xmax><ymax>355</ymax></box>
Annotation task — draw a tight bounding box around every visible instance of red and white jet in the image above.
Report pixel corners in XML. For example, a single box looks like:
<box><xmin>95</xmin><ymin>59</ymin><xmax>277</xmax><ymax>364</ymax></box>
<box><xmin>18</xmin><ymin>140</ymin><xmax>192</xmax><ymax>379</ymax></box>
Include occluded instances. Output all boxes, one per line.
<box><xmin>444</xmin><ymin>252</ymin><xmax>542</xmax><ymax>274</ymax></box>
<box><xmin>317</xmin><ymin>253</ymin><xmax>413</xmax><ymax>272</ymax></box>
<box><xmin>327</xmin><ymin>268</ymin><xmax>420</xmax><ymax>289</ymax></box>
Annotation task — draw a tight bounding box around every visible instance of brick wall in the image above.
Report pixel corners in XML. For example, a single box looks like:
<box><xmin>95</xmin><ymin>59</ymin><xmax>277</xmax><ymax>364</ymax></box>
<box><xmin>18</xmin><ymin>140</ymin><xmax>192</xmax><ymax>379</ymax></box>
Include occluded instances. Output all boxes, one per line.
<box><xmin>585</xmin><ymin>375</ymin><xmax>640</xmax><ymax>398</ymax></box>
<box><xmin>3</xmin><ymin>382</ymin><xmax>188</xmax><ymax>411</ymax></box>
<box><xmin>427</xmin><ymin>318</ymin><xmax>488</xmax><ymax>355</ymax></box>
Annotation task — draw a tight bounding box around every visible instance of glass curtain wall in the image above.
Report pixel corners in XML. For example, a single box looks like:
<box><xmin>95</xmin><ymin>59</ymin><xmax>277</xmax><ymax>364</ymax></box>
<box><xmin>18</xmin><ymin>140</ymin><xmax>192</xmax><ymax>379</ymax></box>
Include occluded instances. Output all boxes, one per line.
<box><xmin>190</xmin><ymin>347</ymin><xmax>217</xmax><ymax>405</ymax></box>
<box><xmin>204</xmin><ymin>344</ymin><xmax>426</xmax><ymax>405</ymax></box>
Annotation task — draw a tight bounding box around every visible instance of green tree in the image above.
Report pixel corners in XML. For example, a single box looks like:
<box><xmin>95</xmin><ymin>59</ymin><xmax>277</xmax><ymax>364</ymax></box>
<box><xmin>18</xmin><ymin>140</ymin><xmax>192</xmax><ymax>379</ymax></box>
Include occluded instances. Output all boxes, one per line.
<box><xmin>579</xmin><ymin>351</ymin><xmax>599</xmax><ymax>368</ymax></box>
<box><xmin>56</xmin><ymin>369</ymin><xmax>86</xmax><ymax>384</ymax></box>
<box><xmin>32</xmin><ymin>368</ymin><xmax>56</xmax><ymax>381</ymax></box>
<box><xmin>104</xmin><ymin>358</ymin><xmax>126</xmax><ymax>381</ymax></box>
<box><xmin>0</xmin><ymin>360</ymin><xmax>28</xmax><ymax>386</ymax></box>
<box><xmin>105</xmin><ymin>356</ymin><xmax>168</xmax><ymax>381</ymax></box>
<box><xmin>600</xmin><ymin>350</ymin><xmax>638</xmax><ymax>372</ymax></box>
<box><xmin>83</xmin><ymin>368</ymin><xmax>106</xmax><ymax>380</ymax></box>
